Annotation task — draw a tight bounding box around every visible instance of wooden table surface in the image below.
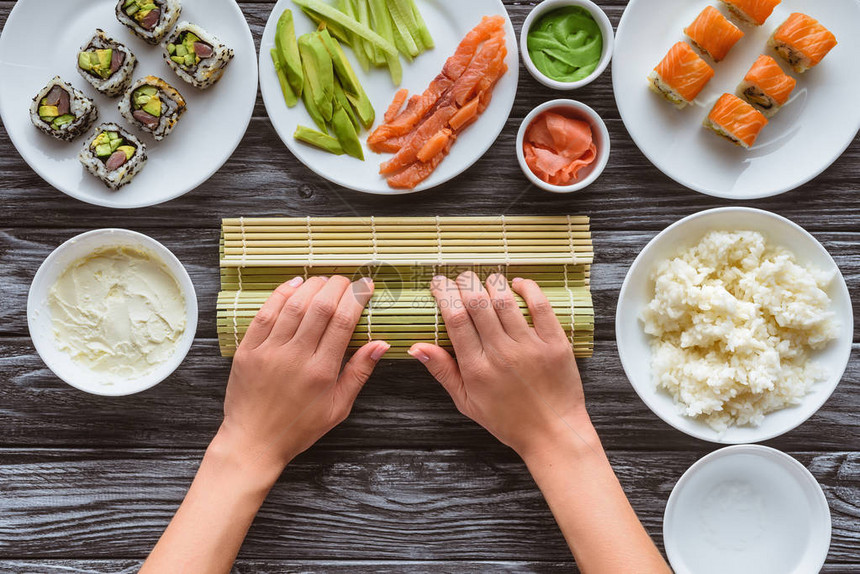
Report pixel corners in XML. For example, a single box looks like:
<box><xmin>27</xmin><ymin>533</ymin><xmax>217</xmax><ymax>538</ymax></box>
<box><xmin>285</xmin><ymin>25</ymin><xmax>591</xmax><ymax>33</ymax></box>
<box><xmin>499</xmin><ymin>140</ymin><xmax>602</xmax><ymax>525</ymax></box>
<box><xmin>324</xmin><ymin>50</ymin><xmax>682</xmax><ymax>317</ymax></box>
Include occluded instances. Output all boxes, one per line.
<box><xmin>0</xmin><ymin>1</ymin><xmax>857</xmax><ymax>572</ymax></box>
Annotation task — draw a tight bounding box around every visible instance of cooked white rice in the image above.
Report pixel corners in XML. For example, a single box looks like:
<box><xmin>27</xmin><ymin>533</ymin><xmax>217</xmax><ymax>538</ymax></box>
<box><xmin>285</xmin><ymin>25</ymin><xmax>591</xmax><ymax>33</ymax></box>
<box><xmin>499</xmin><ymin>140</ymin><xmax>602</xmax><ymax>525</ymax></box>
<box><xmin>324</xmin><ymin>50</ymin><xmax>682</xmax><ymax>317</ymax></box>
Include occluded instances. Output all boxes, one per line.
<box><xmin>640</xmin><ymin>231</ymin><xmax>838</xmax><ymax>432</ymax></box>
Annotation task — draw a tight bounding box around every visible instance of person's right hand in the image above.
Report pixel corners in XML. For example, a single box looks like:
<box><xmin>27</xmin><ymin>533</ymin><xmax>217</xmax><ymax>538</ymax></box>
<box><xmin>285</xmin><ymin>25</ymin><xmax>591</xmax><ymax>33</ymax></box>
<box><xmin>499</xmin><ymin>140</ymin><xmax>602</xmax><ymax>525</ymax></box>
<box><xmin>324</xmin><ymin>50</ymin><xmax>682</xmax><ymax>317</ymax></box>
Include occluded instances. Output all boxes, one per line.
<box><xmin>409</xmin><ymin>272</ymin><xmax>593</xmax><ymax>458</ymax></box>
<box><xmin>218</xmin><ymin>276</ymin><xmax>389</xmax><ymax>472</ymax></box>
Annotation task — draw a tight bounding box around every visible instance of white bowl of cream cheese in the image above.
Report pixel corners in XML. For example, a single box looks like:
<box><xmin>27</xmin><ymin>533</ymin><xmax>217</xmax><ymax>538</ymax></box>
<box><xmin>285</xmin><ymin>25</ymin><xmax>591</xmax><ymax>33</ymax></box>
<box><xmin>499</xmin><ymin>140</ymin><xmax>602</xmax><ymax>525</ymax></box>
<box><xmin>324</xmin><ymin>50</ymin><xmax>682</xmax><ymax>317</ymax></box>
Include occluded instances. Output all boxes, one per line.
<box><xmin>28</xmin><ymin>229</ymin><xmax>198</xmax><ymax>396</ymax></box>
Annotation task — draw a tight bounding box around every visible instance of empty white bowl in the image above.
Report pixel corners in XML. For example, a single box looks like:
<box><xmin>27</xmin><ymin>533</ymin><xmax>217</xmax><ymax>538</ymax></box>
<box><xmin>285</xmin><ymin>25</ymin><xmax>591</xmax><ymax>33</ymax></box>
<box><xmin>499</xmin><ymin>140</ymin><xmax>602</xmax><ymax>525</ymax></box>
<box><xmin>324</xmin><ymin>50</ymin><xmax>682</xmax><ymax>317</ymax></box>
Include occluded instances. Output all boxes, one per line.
<box><xmin>28</xmin><ymin>229</ymin><xmax>198</xmax><ymax>396</ymax></box>
<box><xmin>664</xmin><ymin>445</ymin><xmax>831</xmax><ymax>574</ymax></box>
<box><xmin>516</xmin><ymin>99</ymin><xmax>610</xmax><ymax>193</ymax></box>
<box><xmin>615</xmin><ymin>207</ymin><xmax>853</xmax><ymax>444</ymax></box>
<box><xmin>520</xmin><ymin>0</ymin><xmax>614</xmax><ymax>90</ymax></box>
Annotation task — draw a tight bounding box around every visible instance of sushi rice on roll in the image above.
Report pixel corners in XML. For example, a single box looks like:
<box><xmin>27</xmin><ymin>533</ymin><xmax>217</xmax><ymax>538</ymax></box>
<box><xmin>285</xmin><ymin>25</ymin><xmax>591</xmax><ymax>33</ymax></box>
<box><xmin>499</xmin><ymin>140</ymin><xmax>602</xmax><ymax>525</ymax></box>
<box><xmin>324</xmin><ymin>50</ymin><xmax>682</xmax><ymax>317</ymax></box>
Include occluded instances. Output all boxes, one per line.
<box><xmin>119</xmin><ymin>76</ymin><xmax>187</xmax><ymax>141</ymax></box>
<box><xmin>163</xmin><ymin>22</ymin><xmax>234</xmax><ymax>89</ymax></box>
<box><xmin>116</xmin><ymin>0</ymin><xmax>181</xmax><ymax>45</ymax></box>
<box><xmin>77</xmin><ymin>29</ymin><xmax>138</xmax><ymax>98</ymax></box>
<box><xmin>29</xmin><ymin>77</ymin><xmax>98</xmax><ymax>142</ymax></box>
<box><xmin>79</xmin><ymin>123</ymin><xmax>147</xmax><ymax>190</ymax></box>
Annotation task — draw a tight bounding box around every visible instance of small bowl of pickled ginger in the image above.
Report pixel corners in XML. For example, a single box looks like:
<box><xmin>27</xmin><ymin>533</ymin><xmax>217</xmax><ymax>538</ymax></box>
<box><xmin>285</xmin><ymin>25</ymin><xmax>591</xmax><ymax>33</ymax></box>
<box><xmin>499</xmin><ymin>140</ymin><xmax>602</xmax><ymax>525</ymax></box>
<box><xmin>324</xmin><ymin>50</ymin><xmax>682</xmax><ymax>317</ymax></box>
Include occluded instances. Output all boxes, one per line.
<box><xmin>516</xmin><ymin>99</ymin><xmax>610</xmax><ymax>193</ymax></box>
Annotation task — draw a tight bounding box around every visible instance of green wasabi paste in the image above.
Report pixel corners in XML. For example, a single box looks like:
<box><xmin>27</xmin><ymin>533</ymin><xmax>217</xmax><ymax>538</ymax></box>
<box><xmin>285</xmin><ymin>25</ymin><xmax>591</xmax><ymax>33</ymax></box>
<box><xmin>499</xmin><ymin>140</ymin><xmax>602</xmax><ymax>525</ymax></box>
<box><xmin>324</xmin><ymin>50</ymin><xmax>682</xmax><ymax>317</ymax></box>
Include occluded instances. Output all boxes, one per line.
<box><xmin>527</xmin><ymin>6</ymin><xmax>603</xmax><ymax>83</ymax></box>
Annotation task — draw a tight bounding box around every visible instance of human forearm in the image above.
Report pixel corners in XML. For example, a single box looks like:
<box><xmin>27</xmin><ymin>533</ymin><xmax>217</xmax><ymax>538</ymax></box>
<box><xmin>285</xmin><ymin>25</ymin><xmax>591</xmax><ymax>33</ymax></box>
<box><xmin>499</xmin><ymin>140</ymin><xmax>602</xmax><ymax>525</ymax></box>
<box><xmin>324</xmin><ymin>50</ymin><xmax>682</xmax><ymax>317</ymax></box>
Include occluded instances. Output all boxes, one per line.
<box><xmin>140</xmin><ymin>429</ymin><xmax>285</xmax><ymax>574</ymax></box>
<box><xmin>522</xmin><ymin>422</ymin><xmax>670</xmax><ymax>574</ymax></box>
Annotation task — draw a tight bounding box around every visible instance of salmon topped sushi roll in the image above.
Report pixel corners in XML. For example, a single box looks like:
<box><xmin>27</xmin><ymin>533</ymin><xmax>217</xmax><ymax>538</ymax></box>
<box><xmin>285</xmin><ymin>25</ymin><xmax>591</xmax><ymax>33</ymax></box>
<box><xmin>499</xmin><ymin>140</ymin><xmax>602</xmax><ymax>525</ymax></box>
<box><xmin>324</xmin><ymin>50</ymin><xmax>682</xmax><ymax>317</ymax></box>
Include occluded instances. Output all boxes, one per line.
<box><xmin>768</xmin><ymin>13</ymin><xmax>837</xmax><ymax>73</ymax></box>
<box><xmin>685</xmin><ymin>6</ymin><xmax>745</xmax><ymax>62</ymax></box>
<box><xmin>720</xmin><ymin>0</ymin><xmax>781</xmax><ymax>26</ymax></box>
<box><xmin>704</xmin><ymin>93</ymin><xmax>768</xmax><ymax>149</ymax></box>
<box><xmin>648</xmin><ymin>42</ymin><xmax>715</xmax><ymax>109</ymax></box>
<box><xmin>736</xmin><ymin>55</ymin><xmax>796</xmax><ymax>117</ymax></box>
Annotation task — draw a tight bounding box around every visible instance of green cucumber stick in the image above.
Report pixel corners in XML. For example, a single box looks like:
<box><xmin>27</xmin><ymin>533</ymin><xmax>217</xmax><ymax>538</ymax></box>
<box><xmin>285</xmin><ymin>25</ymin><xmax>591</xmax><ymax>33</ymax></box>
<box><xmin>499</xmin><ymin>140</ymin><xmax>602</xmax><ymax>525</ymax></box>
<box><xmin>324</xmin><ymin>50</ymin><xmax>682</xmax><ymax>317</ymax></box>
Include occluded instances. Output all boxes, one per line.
<box><xmin>409</xmin><ymin>0</ymin><xmax>434</xmax><ymax>49</ymax></box>
<box><xmin>368</xmin><ymin>0</ymin><xmax>402</xmax><ymax>84</ymax></box>
<box><xmin>270</xmin><ymin>49</ymin><xmax>298</xmax><ymax>107</ymax></box>
<box><xmin>302</xmin><ymin>8</ymin><xmax>350</xmax><ymax>43</ymax></box>
<box><xmin>355</xmin><ymin>0</ymin><xmax>381</xmax><ymax>66</ymax></box>
<box><xmin>275</xmin><ymin>9</ymin><xmax>303</xmax><ymax>96</ymax></box>
<box><xmin>292</xmin><ymin>0</ymin><xmax>398</xmax><ymax>55</ymax></box>
<box><xmin>337</xmin><ymin>0</ymin><xmax>371</xmax><ymax>71</ymax></box>
<box><xmin>386</xmin><ymin>0</ymin><xmax>419</xmax><ymax>57</ymax></box>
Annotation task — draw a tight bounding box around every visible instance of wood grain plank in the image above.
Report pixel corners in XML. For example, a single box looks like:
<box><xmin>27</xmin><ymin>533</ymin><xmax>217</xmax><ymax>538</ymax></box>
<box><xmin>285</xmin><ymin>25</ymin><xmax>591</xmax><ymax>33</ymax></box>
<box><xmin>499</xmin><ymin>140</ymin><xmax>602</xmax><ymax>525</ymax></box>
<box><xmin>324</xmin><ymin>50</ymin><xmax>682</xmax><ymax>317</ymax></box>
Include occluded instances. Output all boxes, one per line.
<box><xmin>0</xmin><ymin>448</ymin><xmax>857</xmax><ymax>563</ymax></box>
<box><xmin>0</xmin><ymin>337</ymin><xmax>856</xmax><ymax>452</ymax></box>
<box><xmin>3</xmin><ymin>560</ymin><xmax>858</xmax><ymax>574</ymax></box>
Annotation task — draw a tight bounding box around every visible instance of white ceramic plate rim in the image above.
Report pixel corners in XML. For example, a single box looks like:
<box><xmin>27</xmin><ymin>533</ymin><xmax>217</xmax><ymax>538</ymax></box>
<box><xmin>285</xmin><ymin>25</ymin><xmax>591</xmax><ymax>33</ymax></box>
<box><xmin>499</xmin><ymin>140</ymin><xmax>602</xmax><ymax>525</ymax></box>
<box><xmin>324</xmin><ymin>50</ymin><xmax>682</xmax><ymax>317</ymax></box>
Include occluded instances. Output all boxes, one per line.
<box><xmin>27</xmin><ymin>229</ymin><xmax>198</xmax><ymax>396</ymax></box>
<box><xmin>258</xmin><ymin>0</ymin><xmax>519</xmax><ymax>195</ymax></box>
<box><xmin>612</xmin><ymin>0</ymin><xmax>860</xmax><ymax>200</ymax></box>
<box><xmin>615</xmin><ymin>207</ymin><xmax>854</xmax><ymax>444</ymax></box>
<box><xmin>0</xmin><ymin>0</ymin><xmax>258</xmax><ymax>209</ymax></box>
<box><xmin>663</xmin><ymin>445</ymin><xmax>831</xmax><ymax>574</ymax></box>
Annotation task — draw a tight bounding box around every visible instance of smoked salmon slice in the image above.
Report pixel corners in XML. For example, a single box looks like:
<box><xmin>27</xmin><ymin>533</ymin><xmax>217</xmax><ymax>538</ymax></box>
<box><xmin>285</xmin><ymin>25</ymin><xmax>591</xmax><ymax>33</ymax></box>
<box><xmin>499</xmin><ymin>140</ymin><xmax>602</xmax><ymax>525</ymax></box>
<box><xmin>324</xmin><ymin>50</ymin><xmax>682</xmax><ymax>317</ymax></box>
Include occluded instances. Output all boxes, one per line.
<box><xmin>769</xmin><ymin>13</ymin><xmax>837</xmax><ymax>73</ymax></box>
<box><xmin>371</xmin><ymin>16</ymin><xmax>509</xmax><ymax>189</ymax></box>
<box><xmin>736</xmin><ymin>54</ymin><xmax>795</xmax><ymax>117</ymax></box>
<box><xmin>720</xmin><ymin>0</ymin><xmax>781</xmax><ymax>26</ymax></box>
<box><xmin>685</xmin><ymin>6</ymin><xmax>744</xmax><ymax>62</ymax></box>
<box><xmin>384</xmin><ymin>89</ymin><xmax>409</xmax><ymax>123</ymax></box>
<box><xmin>648</xmin><ymin>42</ymin><xmax>715</xmax><ymax>108</ymax></box>
<box><xmin>367</xmin><ymin>15</ymin><xmax>505</xmax><ymax>149</ymax></box>
<box><xmin>704</xmin><ymin>93</ymin><xmax>768</xmax><ymax>149</ymax></box>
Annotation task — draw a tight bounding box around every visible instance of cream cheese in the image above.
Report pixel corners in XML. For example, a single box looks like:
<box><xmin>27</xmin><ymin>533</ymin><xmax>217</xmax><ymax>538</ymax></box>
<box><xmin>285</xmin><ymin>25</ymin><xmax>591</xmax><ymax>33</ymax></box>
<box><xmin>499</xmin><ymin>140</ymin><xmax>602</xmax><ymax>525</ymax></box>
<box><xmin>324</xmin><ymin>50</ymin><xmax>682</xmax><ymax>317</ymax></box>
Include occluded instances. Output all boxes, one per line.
<box><xmin>48</xmin><ymin>246</ymin><xmax>187</xmax><ymax>380</ymax></box>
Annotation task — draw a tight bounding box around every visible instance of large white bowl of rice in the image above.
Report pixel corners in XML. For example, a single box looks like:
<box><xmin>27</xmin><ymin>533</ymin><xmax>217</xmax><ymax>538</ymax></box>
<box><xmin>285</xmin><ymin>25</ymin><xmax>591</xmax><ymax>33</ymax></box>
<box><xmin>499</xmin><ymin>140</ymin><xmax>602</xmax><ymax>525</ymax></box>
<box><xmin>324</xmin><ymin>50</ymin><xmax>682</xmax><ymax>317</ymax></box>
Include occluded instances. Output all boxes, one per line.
<box><xmin>616</xmin><ymin>208</ymin><xmax>853</xmax><ymax>444</ymax></box>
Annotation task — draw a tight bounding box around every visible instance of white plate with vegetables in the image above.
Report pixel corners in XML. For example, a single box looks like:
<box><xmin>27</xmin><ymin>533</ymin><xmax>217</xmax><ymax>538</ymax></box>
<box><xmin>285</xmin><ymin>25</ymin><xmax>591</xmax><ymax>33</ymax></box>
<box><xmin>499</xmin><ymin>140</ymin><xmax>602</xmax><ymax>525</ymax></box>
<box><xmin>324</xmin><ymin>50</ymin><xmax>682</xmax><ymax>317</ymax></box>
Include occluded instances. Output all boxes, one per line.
<box><xmin>260</xmin><ymin>0</ymin><xmax>519</xmax><ymax>195</ymax></box>
<box><xmin>612</xmin><ymin>0</ymin><xmax>860</xmax><ymax>200</ymax></box>
<box><xmin>0</xmin><ymin>0</ymin><xmax>257</xmax><ymax>209</ymax></box>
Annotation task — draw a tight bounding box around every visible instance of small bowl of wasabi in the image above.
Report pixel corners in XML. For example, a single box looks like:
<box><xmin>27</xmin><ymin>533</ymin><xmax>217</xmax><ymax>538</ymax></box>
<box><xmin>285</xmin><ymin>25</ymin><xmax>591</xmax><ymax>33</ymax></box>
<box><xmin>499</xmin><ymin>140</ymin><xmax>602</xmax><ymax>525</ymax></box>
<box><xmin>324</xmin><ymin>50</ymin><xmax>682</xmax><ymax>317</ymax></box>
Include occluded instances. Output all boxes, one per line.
<box><xmin>521</xmin><ymin>0</ymin><xmax>615</xmax><ymax>90</ymax></box>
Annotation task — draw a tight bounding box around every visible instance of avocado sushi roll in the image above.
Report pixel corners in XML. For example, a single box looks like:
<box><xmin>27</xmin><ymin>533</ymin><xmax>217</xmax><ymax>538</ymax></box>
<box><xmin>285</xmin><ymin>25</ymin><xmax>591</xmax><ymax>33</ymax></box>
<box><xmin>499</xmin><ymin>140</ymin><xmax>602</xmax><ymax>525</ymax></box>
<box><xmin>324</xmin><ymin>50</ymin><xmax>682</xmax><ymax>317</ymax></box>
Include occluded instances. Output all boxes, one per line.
<box><xmin>79</xmin><ymin>123</ymin><xmax>147</xmax><ymax>190</ymax></box>
<box><xmin>29</xmin><ymin>77</ymin><xmax>98</xmax><ymax>142</ymax></box>
<box><xmin>77</xmin><ymin>29</ymin><xmax>138</xmax><ymax>98</ymax></box>
<box><xmin>119</xmin><ymin>76</ymin><xmax>187</xmax><ymax>140</ymax></box>
<box><xmin>163</xmin><ymin>22</ymin><xmax>234</xmax><ymax>89</ymax></box>
<box><xmin>116</xmin><ymin>0</ymin><xmax>181</xmax><ymax>45</ymax></box>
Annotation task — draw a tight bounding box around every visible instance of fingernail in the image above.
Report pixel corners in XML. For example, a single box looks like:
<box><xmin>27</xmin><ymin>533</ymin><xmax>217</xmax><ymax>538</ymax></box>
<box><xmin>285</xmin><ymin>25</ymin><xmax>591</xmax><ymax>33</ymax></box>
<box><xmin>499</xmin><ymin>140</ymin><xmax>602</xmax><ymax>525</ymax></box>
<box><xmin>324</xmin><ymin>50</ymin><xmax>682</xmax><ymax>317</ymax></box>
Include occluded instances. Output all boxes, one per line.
<box><xmin>287</xmin><ymin>276</ymin><xmax>304</xmax><ymax>287</ymax></box>
<box><xmin>371</xmin><ymin>342</ymin><xmax>390</xmax><ymax>362</ymax></box>
<box><xmin>408</xmin><ymin>348</ymin><xmax>430</xmax><ymax>364</ymax></box>
<box><xmin>512</xmin><ymin>277</ymin><xmax>524</xmax><ymax>284</ymax></box>
<box><xmin>320</xmin><ymin>276</ymin><xmax>329</xmax><ymax>282</ymax></box>
<box><xmin>361</xmin><ymin>277</ymin><xmax>374</xmax><ymax>286</ymax></box>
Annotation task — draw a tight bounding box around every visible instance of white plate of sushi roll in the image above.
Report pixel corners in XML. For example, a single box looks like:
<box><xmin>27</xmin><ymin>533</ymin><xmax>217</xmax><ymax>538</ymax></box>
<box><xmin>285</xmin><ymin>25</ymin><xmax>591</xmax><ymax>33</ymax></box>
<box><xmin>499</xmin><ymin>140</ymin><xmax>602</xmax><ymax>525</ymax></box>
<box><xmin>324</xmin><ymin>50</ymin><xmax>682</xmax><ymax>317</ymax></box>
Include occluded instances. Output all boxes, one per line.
<box><xmin>0</xmin><ymin>0</ymin><xmax>257</xmax><ymax>209</ymax></box>
<box><xmin>613</xmin><ymin>0</ymin><xmax>860</xmax><ymax>200</ymax></box>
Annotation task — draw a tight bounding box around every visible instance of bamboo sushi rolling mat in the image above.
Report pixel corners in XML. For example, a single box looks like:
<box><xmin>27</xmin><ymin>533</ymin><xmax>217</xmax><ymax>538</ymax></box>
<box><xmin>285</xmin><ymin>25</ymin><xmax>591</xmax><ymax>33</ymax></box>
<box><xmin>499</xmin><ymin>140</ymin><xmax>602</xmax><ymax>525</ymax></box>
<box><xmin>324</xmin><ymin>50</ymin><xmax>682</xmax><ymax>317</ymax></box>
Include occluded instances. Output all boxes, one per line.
<box><xmin>218</xmin><ymin>215</ymin><xmax>595</xmax><ymax>358</ymax></box>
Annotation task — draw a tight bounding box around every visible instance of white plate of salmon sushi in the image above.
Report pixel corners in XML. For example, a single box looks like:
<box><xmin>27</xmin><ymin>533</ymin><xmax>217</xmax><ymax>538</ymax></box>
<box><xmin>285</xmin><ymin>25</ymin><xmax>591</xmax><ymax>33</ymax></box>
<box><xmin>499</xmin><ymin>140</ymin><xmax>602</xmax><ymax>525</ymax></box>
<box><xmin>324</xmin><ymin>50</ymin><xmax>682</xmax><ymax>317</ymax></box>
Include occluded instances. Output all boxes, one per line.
<box><xmin>0</xmin><ymin>0</ymin><xmax>257</xmax><ymax>208</ymax></box>
<box><xmin>613</xmin><ymin>0</ymin><xmax>860</xmax><ymax>200</ymax></box>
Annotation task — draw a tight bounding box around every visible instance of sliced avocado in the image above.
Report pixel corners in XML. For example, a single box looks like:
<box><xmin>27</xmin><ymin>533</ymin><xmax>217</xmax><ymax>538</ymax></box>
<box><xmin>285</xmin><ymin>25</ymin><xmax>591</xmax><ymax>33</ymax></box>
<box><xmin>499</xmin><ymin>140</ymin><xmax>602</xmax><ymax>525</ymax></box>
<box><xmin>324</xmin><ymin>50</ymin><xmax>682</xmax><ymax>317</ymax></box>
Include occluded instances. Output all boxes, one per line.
<box><xmin>138</xmin><ymin>85</ymin><xmax>158</xmax><ymax>96</ymax></box>
<box><xmin>294</xmin><ymin>125</ymin><xmax>344</xmax><ymax>155</ymax></box>
<box><xmin>331</xmin><ymin>106</ymin><xmax>364</xmax><ymax>160</ymax></box>
<box><xmin>92</xmin><ymin>132</ymin><xmax>110</xmax><ymax>147</ymax></box>
<box><xmin>270</xmin><ymin>49</ymin><xmax>298</xmax><ymax>107</ymax></box>
<box><xmin>110</xmin><ymin>137</ymin><xmax>124</xmax><ymax>152</ymax></box>
<box><xmin>331</xmin><ymin>41</ymin><xmax>374</xmax><ymax>129</ymax></box>
<box><xmin>171</xmin><ymin>55</ymin><xmax>186</xmax><ymax>65</ymax></box>
<box><xmin>175</xmin><ymin>44</ymin><xmax>188</xmax><ymax>57</ymax></box>
<box><xmin>142</xmin><ymin>94</ymin><xmax>162</xmax><ymax>117</ymax></box>
<box><xmin>167</xmin><ymin>43</ymin><xmax>176</xmax><ymax>55</ymax></box>
<box><xmin>298</xmin><ymin>33</ymin><xmax>333</xmax><ymax>122</ymax></box>
<box><xmin>300</xmin><ymin>62</ymin><xmax>327</xmax><ymax>132</ymax></box>
<box><xmin>183</xmin><ymin>53</ymin><xmax>196</xmax><ymax>67</ymax></box>
<box><xmin>318</xmin><ymin>28</ymin><xmax>359</xmax><ymax>96</ymax></box>
<box><xmin>107</xmin><ymin>131</ymin><xmax>120</xmax><ymax>141</ymax></box>
<box><xmin>96</xmin><ymin>49</ymin><xmax>112</xmax><ymax>74</ymax></box>
<box><xmin>38</xmin><ymin>105</ymin><xmax>59</xmax><ymax>119</ymax></box>
<box><xmin>275</xmin><ymin>10</ymin><xmax>304</xmax><ymax>97</ymax></box>
<box><xmin>117</xmin><ymin>145</ymin><xmax>136</xmax><ymax>160</ymax></box>
<box><xmin>333</xmin><ymin>79</ymin><xmax>359</xmax><ymax>131</ymax></box>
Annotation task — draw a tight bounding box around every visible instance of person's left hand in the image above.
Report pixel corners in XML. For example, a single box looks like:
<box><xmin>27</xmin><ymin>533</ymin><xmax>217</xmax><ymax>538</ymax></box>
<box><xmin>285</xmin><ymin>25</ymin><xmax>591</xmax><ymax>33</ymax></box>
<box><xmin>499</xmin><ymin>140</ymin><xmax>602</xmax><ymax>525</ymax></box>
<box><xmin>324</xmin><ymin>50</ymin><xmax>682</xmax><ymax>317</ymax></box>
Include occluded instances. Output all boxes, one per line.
<box><xmin>217</xmin><ymin>276</ymin><xmax>389</xmax><ymax>472</ymax></box>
